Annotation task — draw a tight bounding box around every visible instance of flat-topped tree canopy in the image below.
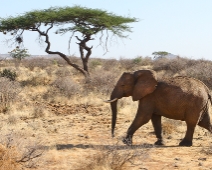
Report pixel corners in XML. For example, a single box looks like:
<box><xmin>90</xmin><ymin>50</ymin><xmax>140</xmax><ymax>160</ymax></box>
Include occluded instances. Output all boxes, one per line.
<box><xmin>0</xmin><ymin>5</ymin><xmax>138</xmax><ymax>76</ymax></box>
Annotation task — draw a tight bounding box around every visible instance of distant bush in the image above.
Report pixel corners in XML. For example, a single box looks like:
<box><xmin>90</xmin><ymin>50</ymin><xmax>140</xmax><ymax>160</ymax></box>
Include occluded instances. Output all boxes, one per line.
<box><xmin>0</xmin><ymin>77</ymin><xmax>21</xmax><ymax>113</ymax></box>
<box><xmin>102</xmin><ymin>59</ymin><xmax>119</xmax><ymax>71</ymax></box>
<box><xmin>55</xmin><ymin>67</ymin><xmax>72</xmax><ymax>77</ymax></box>
<box><xmin>153</xmin><ymin>57</ymin><xmax>201</xmax><ymax>77</ymax></box>
<box><xmin>86</xmin><ymin>69</ymin><xmax>119</xmax><ymax>95</ymax></box>
<box><xmin>22</xmin><ymin>58</ymin><xmax>52</xmax><ymax>70</ymax></box>
<box><xmin>52</xmin><ymin>77</ymin><xmax>81</xmax><ymax>98</ymax></box>
<box><xmin>181</xmin><ymin>60</ymin><xmax>212</xmax><ymax>89</ymax></box>
<box><xmin>89</xmin><ymin>59</ymin><xmax>102</xmax><ymax>70</ymax></box>
<box><xmin>120</xmin><ymin>57</ymin><xmax>153</xmax><ymax>71</ymax></box>
<box><xmin>119</xmin><ymin>58</ymin><xmax>135</xmax><ymax>70</ymax></box>
<box><xmin>0</xmin><ymin>69</ymin><xmax>17</xmax><ymax>81</ymax></box>
<box><xmin>21</xmin><ymin>76</ymin><xmax>51</xmax><ymax>86</ymax></box>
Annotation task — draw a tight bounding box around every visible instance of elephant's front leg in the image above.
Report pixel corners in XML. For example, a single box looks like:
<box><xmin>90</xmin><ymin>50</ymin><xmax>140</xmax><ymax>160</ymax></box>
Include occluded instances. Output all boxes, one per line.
<box><xmin>123</xmin><ymin>103</ymin><xmax>152</xmax><ymax>145</ymax></box>
<box><xmin>151</xmin><ymin>114</ymin><xmax>164</xmax><ymax>145</ymax></box>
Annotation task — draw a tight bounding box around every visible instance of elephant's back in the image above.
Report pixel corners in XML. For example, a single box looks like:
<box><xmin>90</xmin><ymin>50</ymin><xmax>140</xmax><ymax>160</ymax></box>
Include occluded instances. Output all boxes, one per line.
<box><xmin>162</xmin><ymin>76</ymin><xmax>210</xmax><ymax>97</ymax></box>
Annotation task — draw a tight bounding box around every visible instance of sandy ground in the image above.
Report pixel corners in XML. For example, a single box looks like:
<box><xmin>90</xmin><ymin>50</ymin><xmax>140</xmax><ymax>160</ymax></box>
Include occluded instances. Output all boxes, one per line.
<box><xmin>3</xmin><ymin>97</ymin><xmax>212</xmax><ymax>170</ymax></box>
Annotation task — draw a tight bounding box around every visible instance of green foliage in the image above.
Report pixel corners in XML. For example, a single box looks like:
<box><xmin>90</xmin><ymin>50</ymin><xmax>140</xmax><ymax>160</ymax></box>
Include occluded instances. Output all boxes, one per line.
<box><xmin>133</xmin><ymin>57</ymin><xmax>142</xmax><ymax>64</ymax></box>
<box><xmin>0</xmin><ymin>6</ymin><xmax>138</xmax><ymax>38</ymax></box>
<box><xmin>152</xmin><ymin>51</ymin><xmax>169</xmax><ymax>58</ymax></box>
<box><xmin>89</xmin><ymin>59</ymin><xmax>102</xmax><ymax>69</ymax></box>
<box><xmin>0</xmin><ymin>69</ymin><xmax>17</xmax><ymax>81</ymax></box>
<box><xmin>8</xmin><ymin>47</ymin><xmax>30</xmax><ymax>60</ymax></box>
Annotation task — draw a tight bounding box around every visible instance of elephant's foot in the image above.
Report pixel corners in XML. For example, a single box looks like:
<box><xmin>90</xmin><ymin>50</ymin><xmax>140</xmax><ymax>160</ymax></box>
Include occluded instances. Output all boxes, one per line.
<box><xmin>154</xmin><ymin>139</ymin><xmax>164</xmax><ymax>146</ymax></box>
<box><xmin>122</xmin><ymin>136</ymin><xmax>132</xmax><ymax>146</ymax></box>
<box><xmin>179</xmin><ymin>139</ymin><xmax>192</xmax><ymax>147</ymax></box>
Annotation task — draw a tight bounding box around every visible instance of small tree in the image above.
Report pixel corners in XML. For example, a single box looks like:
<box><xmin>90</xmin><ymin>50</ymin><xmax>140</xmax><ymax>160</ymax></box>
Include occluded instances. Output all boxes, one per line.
<box><xmin>8</xmin><ymin>47</ymin><xmax>30</xmax><ymax>68</ymax></box>
<box><xmin>9</xmin><ymin>47</ymin><xmax>30</xmax><ymax>60</ymax></box>
<box><xmin>0</xmin><ymin>6</ymin><xmax>138</xmax><ymax>76</ymax></box>
<box><xmin>152</xmin><ymin>51</ymin><xmax>169</xmax><ymax>59</ymax></box>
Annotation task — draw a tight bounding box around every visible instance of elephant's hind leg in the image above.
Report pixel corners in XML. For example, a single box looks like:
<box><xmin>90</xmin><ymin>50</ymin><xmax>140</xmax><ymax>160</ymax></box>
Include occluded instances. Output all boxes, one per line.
<box><xmin>179</xmin><ymin>119</ymin><xmax>197</xmax><ymax>147</ymax></box>
<box><xmin>151</xmin><ymin>114</ymin><xmax>164</xmax><ymax>145</ymax></box>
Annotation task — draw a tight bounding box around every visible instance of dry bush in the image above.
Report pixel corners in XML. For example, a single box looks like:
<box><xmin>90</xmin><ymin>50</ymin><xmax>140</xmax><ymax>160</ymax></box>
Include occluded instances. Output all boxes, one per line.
<box><xmin>0</xmin><ymin>78</ymin><xmax>21</xmax><ymax>113</ymax></box>
<box><xmin>153</xmin><ymin>57</ymin><xmax>193</xmax><ymax>75</ymax></box>
<box><xmin>22</xmin><ymin>57</ymin><xmax>52</xmax><ymax>71</ymax></box>
<box><xmin>21</xmin><ymin>75</ymin><xmax>51</xmax><ymax>86</ymax></box>
<box><xmin>119</xmin><ymin>58</ymin><xmax>135</xmax><ymax>71</ymax></box>
<box><xmin>31</xmin><ymin>104</ymin><xmax>45</xmax><ymax>118</ymax></box>
<box><xmin>7</xmin><ymin>115</ymin><xmax>18</xmax><ymax>125</ymax></box>
<box><xmin>74</xmin><ymin>144</ymin><xmax>149</xmax><ymax>170</ymax></box>
<box><xmin>51</xmin><ymin>77</ymin><xmax>81</xmax><ymax>98</ymax></box>
<box><xmin>180</xmin><ymin>60</ymin><xmax>212</xmax><ymax>89</ymax></box>
<box><xmin>0</xmin><ymin>144</ymin><xmax>21</xmax><ymax>170</ymax></box>
<box><xmin>86</xmin><ymin>69</ymin><xmax>119</xmax><ymax>95</ymax></box>
<box><xmin>0</xmin><ymin>130</ymin><xmax>44</xmax><ymax>170</ymax></box>
<box><xmin>55</xmin><ymin>67</ymin><xmax>72</xmax><ymax>77</ymax></box>
<box><xmin>119</xmin><ymin>57</ymin><xmax>153</xmax><ymax>71</ymax></box>
<box><xmin>102</xmin><ymin>59</ymin><xmax>119</xmax><ymax>71</ymax></box>
<box><xmin>89</xmin><ymin>59</ymin><xmax>102</xmax><ymax>70</ymax></box>
<box><xmin>133</xmin><ymin>56</ymin><xmax>153</xmax><ymax>66</ymax></box>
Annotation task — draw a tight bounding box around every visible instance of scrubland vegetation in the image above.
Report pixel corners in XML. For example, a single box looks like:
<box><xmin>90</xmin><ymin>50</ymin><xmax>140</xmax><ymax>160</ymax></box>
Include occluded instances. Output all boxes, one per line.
<box><xmin>0</xmin><ymin>55</ymin><xmax>212</xmax><ymax>169</ymax></box>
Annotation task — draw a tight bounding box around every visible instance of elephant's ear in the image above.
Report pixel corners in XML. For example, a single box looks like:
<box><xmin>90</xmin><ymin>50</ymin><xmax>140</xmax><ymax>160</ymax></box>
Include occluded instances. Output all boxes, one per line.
<box><xmin>132</xmin><ymin>70</ymin><xmax>157</xmax><ymax>101</ymax></box>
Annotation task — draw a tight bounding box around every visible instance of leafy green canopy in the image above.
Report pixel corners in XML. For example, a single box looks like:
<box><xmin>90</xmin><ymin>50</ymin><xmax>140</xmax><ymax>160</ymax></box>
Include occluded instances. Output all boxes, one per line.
<box><xmin>0</xmin><ymin>6</ymin><xmax>137</xmax><ymax>37</ymax></box>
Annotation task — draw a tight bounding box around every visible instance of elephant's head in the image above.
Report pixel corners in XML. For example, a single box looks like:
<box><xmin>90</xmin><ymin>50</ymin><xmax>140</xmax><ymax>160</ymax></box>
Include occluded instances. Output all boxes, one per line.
<box><xmin>105</xmin><ymin>70</ymin><xmax>157</xmax><ymax>137</ymax></box>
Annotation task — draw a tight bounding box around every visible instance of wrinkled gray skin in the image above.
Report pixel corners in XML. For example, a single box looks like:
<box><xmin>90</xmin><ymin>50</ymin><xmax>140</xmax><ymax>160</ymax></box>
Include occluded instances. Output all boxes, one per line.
<box><xmin>106</xmin><ymin>70</ymin><xmax>212</xmax><ymax>146</ymax></box>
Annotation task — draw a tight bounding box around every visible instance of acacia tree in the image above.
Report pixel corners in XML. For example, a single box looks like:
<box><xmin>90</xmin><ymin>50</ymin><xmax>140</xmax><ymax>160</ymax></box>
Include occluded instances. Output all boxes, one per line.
<box><xmin>0</xmin><ymin>6</ymin><xmax>137</xmax><ymax>76</ymax></box>
<box><xmin>152</xmin><ymin>51</ymin><xmax>169</xmax><ymax>59</ymax></box>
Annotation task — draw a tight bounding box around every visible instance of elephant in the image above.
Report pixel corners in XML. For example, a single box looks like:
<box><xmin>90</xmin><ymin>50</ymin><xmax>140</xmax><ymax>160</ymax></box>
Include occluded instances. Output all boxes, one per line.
<box><xmin>105</xmin><ymin>69</ymin><xmax>212</xmax><ymax>146</ymax></box>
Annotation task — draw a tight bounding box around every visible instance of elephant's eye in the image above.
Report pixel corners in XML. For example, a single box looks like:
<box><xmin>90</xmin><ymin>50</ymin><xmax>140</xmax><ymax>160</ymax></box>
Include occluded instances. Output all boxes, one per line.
<box><xmin>121</xmin><ymin>85</ymin><xmax>125</xmax><ymax>87</ymax></box>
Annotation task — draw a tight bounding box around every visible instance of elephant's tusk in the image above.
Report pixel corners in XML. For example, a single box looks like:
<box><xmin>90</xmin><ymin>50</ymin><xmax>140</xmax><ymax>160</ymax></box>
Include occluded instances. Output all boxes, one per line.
<box><xmin>104</xmin><ymin>98</ymin><xmax>118</xmax><ymax>103</ymax></box>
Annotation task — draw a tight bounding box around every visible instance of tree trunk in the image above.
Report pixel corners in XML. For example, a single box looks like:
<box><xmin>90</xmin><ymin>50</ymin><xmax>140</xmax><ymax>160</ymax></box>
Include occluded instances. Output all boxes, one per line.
<box><xmin>82</xmin><ymin>58</ymin><xmax>89</xmax><ymax>72</ymax></box>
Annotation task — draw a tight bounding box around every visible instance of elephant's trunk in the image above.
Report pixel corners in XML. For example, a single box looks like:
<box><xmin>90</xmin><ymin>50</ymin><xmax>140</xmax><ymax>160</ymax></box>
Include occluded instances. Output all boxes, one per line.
<box><xmin>109</xmin><ymin>89</ymin><xmax>121</xmax><ymax>137</ymax></box>
<box><xmin>111</xmin><ymin>100</ymin><xmax>118</xmax><ymax>137</ymax></box>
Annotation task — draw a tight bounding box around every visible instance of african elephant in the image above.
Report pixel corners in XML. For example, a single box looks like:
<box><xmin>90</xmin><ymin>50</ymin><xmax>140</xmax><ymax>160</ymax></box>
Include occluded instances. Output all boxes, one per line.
<box><xmin>105</xmin><ymin>69</ymin><xmax>212</xmax><ymax>146</ymax></box>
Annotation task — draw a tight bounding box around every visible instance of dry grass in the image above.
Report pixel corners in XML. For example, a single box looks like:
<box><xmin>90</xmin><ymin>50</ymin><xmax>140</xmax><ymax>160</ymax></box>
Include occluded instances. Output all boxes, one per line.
<box><xmin>0</xmin><ymin>129</ymin><xmax>44</xmax><ymax>170</ymax></box>
<box><xmin>0</xmin><ymin>77</ymin><xmax>21</xmax><ymax>113</ymax></box>
<box><xmin>73</xmin><ymin>144</ymin><xmax>150</xmax><ymax>170</ymax></box>
<box><xmin>0</xmin><ymin>56</ymin><xmax>211</xmax><ymax>169</ymax></box>
<box><xmin>0</xmin><ymin>144</ymin><xmax>21</xmax><ymax>170</ymax></box>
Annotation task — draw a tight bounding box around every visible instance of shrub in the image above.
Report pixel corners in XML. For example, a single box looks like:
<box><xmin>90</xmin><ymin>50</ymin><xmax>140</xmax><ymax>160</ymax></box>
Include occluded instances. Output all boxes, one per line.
<box><xmin>21</xmin><ymin>75</ymin><xmax>51</xmax><ymax>87</ymax></box>
<box><xmin>7</xmin><ymin>115</ymin><xmax>18</xmax><ymax>125</ymax></box>
<box><xmin>74</xmin><ymin>144</ymin><xmax>148</xmax><ymax>170</ymax></box>
<box><xmin>119</xmin><ymin>58</ymin><xmax>135</xmax><ymax>70</ymax></box>
<box><xmin>133</xmin><ymin>57</ymin><xmax>142</xmax><ymax>64</ymax></box>
<box><xmin>89</xmin><ymin>59</ymin><xmax>102</xmax><ymax>70</ymax></box>
<box><xmin>31</xmin><ymin>104</ymin><xmax>45</xmax><ymax>118</ymax></box>
<box><xmin>0</xmin><ymin>69</ymin><xmax>17</xmax><ymax>81</ymax></box>
<box><xmin>0</xmin><ymin>78</ymin><xmax>21</xmax><ymax>113</ymax></box>
<box><xmin>55</xmin><ymin>67</ymin><xmax>72</xmax><ymax>77</ymax></box>
<box><xmin>22</xmin><ymin>57</ymin><xmax>52</xmax><ymax>70</ymax></box>
<box><xmin>86</xmin><ymin>70</ymin><xmax>119</xmax><ymax>95</ymax></box>
<box><xmin>51</xmin><ymin>77</ymin><xmax>81</xmax><ymax>98</ymax></box>
<box><xmin>153</xmin><ymin>57</ymin><xmax>189</xmax><ymax>74</ymax></box>
<box><xmin>102</xmin><ymin>59</ymin><xmax>119</xmax><ymax>71</ymax></box>
<box><xmin>181</xmin><ymin>61</ymin><xmax>212</xmax><ymax>89</ymax></box>
<box><xmin>137</xmin><ymin>56</ymin><xmax>153</xmax><ymax>66</ymax></box>
<box><xmin>8</xmin><ymin>47</ymin><xmax>30</xmax><ymax>61</ymax></box>
<box><xmin>0</xmin><ymin>130</ymin><xmax>44</xmax><ymax>169</ymax></box>
<box><xmin>0</xmin><ymin>143</ymin><xmax>21</xmax><ymax>170</ymax></box>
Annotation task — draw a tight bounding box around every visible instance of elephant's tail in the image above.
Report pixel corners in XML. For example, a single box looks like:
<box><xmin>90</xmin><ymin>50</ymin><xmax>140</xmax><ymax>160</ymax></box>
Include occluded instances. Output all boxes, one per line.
<box><xmin>208</xmin><ymin>93</ymin><xmax>212</xmax><ymax>106</ymax></box>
